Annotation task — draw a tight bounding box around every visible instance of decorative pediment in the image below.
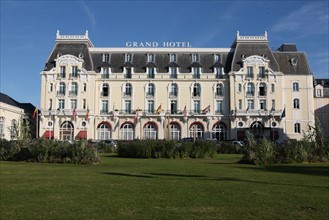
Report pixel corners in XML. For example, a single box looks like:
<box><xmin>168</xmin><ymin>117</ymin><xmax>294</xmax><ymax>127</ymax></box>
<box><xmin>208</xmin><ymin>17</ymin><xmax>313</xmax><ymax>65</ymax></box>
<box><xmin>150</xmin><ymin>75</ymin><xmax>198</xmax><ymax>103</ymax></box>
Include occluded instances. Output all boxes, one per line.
<box><xmin>243</xmin><ymin>55</ymin><xmax>269</xmax><ymax>66</ymax></box>
<box><xmin>55</xmin><ymin>54</ymin><xmax>84</xmax><ymax>65</ymax></box>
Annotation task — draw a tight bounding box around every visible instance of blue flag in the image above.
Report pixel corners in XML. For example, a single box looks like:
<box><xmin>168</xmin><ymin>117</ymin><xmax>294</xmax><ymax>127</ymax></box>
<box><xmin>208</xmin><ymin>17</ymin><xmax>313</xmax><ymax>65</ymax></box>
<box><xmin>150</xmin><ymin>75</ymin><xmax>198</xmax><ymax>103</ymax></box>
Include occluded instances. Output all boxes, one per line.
<box><xmin>281</xmin><ymin>108</ymin><xmax>286</xmax><ymax>118</ymax></box>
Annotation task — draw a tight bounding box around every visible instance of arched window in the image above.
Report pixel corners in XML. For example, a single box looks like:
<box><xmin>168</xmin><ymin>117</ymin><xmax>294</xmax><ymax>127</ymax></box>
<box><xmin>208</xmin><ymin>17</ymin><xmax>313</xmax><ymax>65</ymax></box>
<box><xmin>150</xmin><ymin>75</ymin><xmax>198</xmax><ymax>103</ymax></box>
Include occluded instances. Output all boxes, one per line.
<box><xmin>143</xmin><ymin>122</ymin><xmax>158</xmax><ymax>140</ymax></box>
<box><xmin>212</xmin><ymin>122</ymin><xmax>227</xmax><ymax>140</ymax></box>
<box><xmin>189</xmin><ymin>123</ymin><xmax>204</xmax><ymax>139</ymax></box>
<box><xmin>293</xmin><ymin>82</ymin><xmax>299</xmax><ymax>91</ymax></box>
<box><xmin>147</xmin><ymin>83</ymin><xmax>155</xmax><ymax>97</ymax></box>
<box><xmin>60</xmin><ymin>121</ymin><xmax>74</xmax><ymax>140</ymax></box>
<box><xmin>216</xmin><ymin>83</ymin><xmax>224</xmax><ymax>96</ymax></box>
<box><xmin>59</xmin><ymin>82</ymin><xmax>66</xmax><ymax>95</ymax></box>
<box><xmin>71</xmin><ymin>82</ymin><xmax>78</xmax><ymax>96</ymax></box>
<box><xmin>102</xmin><ymin>84</ymin><xmax>109</xmax><ymax>97</ymax></box>
<box><xmin>120</xmin><ymin>123</ymin><xmax>134</xmax><ymax>140</ymax></box>
<box><xmin>125</xmin><ymin>83</ymin><xmax>132</xmax><ymax>96</ymax></box>
<box><xmin>259</xmin><ymin>83</ymin><xmax>266</xmax><ymax>96</ymax></box>
<box><xmin>293</xmin><ymin>98</ymin><xmax>300</xmax><ymax>109</ymax></box>
<box><xmin>170</xmin><ymin>83</ymin><xmax>178</xmax><ymax>97</ymax></box>
<box><xmin>193</xmin><ymin>83</ymin><xmax>201</xmax><ymax>97</ymax></box>
<box><xmin>250</xmin><ymin>121</ymin><xmax>263</xmax><ymax>139</ymax></box>
<box><xmin>246</xmin><ymin>83</ymin><xmax>254</xmax><ymax>96</ymax></box>
<box><xmin>170</xmin><ymin>122</ymin><xmax>181</xmax><ymax>140</ymax></box>
<box><xmin>97</xmin><ymin>122</ymin><xmax>112</xmax><ymax>140</ymax></box>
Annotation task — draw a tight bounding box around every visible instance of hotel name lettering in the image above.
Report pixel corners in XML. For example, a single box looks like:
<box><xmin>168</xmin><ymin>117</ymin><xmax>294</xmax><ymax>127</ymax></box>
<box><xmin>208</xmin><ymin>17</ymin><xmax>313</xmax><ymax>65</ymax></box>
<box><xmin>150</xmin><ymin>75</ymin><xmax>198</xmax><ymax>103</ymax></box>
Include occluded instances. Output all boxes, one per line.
<box><xmin>126</xmin><ymin>41</ymin><xmax>192</xmax><ymax>48</ymax></box>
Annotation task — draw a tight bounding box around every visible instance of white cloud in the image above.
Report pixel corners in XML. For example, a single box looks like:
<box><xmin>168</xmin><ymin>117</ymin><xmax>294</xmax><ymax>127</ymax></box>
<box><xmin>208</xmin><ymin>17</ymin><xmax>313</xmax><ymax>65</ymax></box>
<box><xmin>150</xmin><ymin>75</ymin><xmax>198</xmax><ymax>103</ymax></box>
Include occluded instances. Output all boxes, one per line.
<box><xmin>79</xmin><ymin>1</ymin><xmax>96</xmax><ymax>26</ymax></box>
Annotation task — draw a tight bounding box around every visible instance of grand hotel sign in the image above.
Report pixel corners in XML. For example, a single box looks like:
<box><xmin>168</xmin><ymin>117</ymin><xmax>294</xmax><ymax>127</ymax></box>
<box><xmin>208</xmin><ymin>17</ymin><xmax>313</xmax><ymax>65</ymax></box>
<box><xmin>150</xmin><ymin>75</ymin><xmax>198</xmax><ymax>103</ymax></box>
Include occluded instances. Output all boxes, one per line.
<box><xmin>126</xmin><ymin>41</ymin><xmax>192</xmax><ymax>48</ymax></box>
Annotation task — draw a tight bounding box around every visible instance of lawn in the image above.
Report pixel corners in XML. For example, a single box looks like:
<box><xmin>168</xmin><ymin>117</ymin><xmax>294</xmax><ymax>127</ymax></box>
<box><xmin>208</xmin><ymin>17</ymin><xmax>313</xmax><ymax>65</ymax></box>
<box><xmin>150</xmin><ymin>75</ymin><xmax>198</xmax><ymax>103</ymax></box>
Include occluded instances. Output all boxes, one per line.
<box><xmin>1</xmin><ymin>154</ymin><xmax>328</xmax><ymax>220</ymax></box>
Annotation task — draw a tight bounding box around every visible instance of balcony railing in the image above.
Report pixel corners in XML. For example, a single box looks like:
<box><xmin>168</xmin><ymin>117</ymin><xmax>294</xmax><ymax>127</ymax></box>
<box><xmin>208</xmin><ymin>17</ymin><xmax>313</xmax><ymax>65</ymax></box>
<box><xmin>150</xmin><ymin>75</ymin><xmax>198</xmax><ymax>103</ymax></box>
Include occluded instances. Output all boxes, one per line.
<box><xmin>69</xmin><ymin>91</ymin><xmax>78</xmax><ymax>96</ymax></box>
<box><xmin>57</xmin><ymin>91</ymin><xmax>65</xmax><ymax>96</ymax></box>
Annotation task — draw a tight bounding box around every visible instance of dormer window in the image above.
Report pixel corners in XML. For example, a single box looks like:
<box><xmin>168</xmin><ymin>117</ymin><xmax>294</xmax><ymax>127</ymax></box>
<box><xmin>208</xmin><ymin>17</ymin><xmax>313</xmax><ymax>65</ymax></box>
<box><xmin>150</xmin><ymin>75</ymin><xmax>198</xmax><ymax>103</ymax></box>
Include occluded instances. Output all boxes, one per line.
<box><xmin>290</xmin><ymin>57</ymin><xmax>297</xmax><ymax>66</ymax></box>
<box><xmin>214</xmin><ymin>54</ymin><xmax>221</xmax><ymax>62</ymax></box>
<box><xmin>192</xmin><ymin>54</ymin><xmax>200</xmax><ymax>62</ymax></box>
<box><xmin>125</xmin><ymin>54</ymin><xmax>133</xmax><ymax>62</ymax></box>
<box><xmin>147</xmin><ymin>54</ymin><xmax>155</xmax><ymax>62</ymax></box>
<box><xmin>102</xmin><ymin>53</ymin><xmax>110</xmax><ymax>62</ymax></box>
<box><xmin>170</xmin><ymin>54</ymin><xmax>177</xmax><ymax>62</ymax></box>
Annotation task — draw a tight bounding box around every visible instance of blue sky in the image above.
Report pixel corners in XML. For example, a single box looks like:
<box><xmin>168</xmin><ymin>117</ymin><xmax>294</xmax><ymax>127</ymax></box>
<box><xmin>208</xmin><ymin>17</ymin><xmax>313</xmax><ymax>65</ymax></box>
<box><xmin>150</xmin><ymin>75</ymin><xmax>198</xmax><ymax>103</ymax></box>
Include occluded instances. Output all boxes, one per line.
<box><xmin>1</xmin><ymin>0</ymin><xmax>328</xmax><ymax>107</ymax></box>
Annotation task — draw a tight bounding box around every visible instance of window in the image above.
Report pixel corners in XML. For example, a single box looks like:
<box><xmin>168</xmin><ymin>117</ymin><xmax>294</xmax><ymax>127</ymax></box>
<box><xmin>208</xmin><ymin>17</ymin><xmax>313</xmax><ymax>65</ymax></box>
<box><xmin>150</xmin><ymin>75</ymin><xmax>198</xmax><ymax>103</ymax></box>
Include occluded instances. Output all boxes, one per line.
<box><xmin>216</xmin><ymin>83</ymin><xmax>224</xmax><ymax>96</ymax></box>
<box><xmin>60</xmin><ymin>121</ymin><xmax>74</xmax><ymax>141</ymax></box>
<box><xmin>214</xmin><ymin>54</ymin><xmax>221</xmax><ymax>62</ymax></box>
<box><xmin>259</xmin><ymin>67</ymin><xmax>265</xmax><ymax>78</ymax></box>
<box><xmin>59</xmin><ymin>82</ymin><xmax>66</xmax><ymax>95</ymax></box>
<box><xmin>49</xmin><ymin>99</ymin><xmax>52</xmax><ymax>110</ymax></box>
<box><xmin>192</xmin><ymin>67</ymin><xmax>200</xmax><ymax>79</ymax></box>
<box><xmin>101</xmin><ymin>100</ymin><xmax>108</xmax><ymax>114</ymax></box>
<box><xmin>169</xmin><ymin>67</ymin><xmax>177</xmax><ymax>79</ymax></box>
<box><xmin>102</xmin><ymin>68</ymin><xmax>109</xmax><ymax>79</ymax></box>
<box><xmin>192</xmin><ymin>54</ymin><xmax>200</xmax><ymax>62</ymax></box>
<box><xmin>293</xmin><ymin>98</ymin><xmax>300</xmax><ymax>109</ymax></box>
<box><xmin>238</xmin><ymin>99</ymin><xmax>242</xmax><ymax>110</ymax></box>
<box><xmin>98</xmin><ymin>123</ymin><xmax>111</xmax><ymax>140</ymax></box>
<box><xmin>0</xmin><ymin>117</ymin><xmax>4</xmax><ymax>137</ymax></box>
<box><xmin>58</xmin><ymin>99</ymin><xmax>65</xmax><ymax>110</ymax></box>
<box><xmin>147</xmin><ymin>67</ymin><xmax>155</xmax><ymax>79</ymax></box>
<box><xmin>49</xmin><ymin>83</ymin><xmax>53</xmax><ymax>92</ymax></box>
<box><xmin>83</xmin><ymin>83</ymin><xmax>87</xmax><ymax>92</ymax></box>
<box><xmin>215</xmin><ymin>100</ymin><xmax>223</xmax><ymax>114</ymax></box>
<box><xmin>271</xmin><ymin>84</ymin><xmax>275</xmax><ymax>93</ymax></box>
<box><xmin>125</xmin><ymin>54</ymin><xmax>132</xmax><ymax>62</ymax></box>
<box><xmin>102</xmin><ymin>84</ymin><xmax>109</xmax><ymax>97</ymax></box>
<box><xmin>121</xmin><ymin>123</ymin><xmax>134</xmax><ymax>140</ymax></box>
<box><xmin>147</xmin><ymin>83</ymin><xmax>155</xmax><ymax>96</ymax></box>
<box><xmin>247</xmin><ymin>100</ymin><xmax>254</xmax><ymax>110</ymax></box>
<box><xmin>259</xmin><ymin>100</ymin><xmax>266</xmax><ymax>110</ymax></box>
<box><xmin>144</xmin><ymin>123</ymin><xmax>157</xmax><ymax>140</ymax></box>
<box><xmin>125</xmin><ymin>100</ymin><xmax>131</xmax><ymax>113</ymax></box>
<box><xmin>259</xmin><ymin>83</ymin><xmax>266</xmax><ymax>96</ymax></box>
<box><xmin>10</xmin><ymin>120</ymin><xmax>16</xmax><ymax>140</ymax></box>
<box><xmin>189</xmin><ymin>123</ymin><xmax>204</xmax><ymax>139</ymax></box>
<box><xmin>170</xmin><ymin>100</ymin><xmax>177</xmax><ymax>114</ymax></box>
<box><xmin>83</xmin><ymin>99</ymin><xmax>86</xmax><ymax>109</ymax></box>
<box><xmin>70</xmin><ymin>82</ymin><xmax>78</xmax><ymax>96</ymax></box>
<box><xmin>193</xmin><ymin>83</ymin><xmax>201</xmax><ymax>97</ymax></box>
<box><xmin>193</xmin><ymin>100</ymin><xmax>200</xmax><ymax>113</ymax></box>
<box><xmin>72</xmin><ymin>66</ymin><xmax>78</xmax><ymax>77</ymax></box>
<box><xmin>170</xmin><ymin>123</ymin><xmax>181</xmax><ymax>140</ymax></box>
<box><xmin>170</xmin><ymin>54</ymin><xmax>177</xmax><ymax>62</ymax></box>
<box><xmin>238</xmin><ymin>84</ymin><xmax>242</xmax><ymax>93</ymax></box>
<box><xmin>316</xmin><ymin>89</ymin><xmax>322</xmax><ymax>97</ymax></box>
<box><xmin>271</xmin><ymin>100</ymin><xmax>275</xmax><ymax>110</ymax></box>
<box><xmin>125</xmin><ymin>67</ymin><xmax>132</xmax><ymax>79</ymax></box>
<box><xmin>294</xmin><ymin>123</ymin><xmax>301</xmax><ymax>133</ymax></box>
<box><xmin>170</xmin><ymin>83</ymin><xmax>178</xmax><ymax>97</ymax></box>
<box><xmin>215</xmin><ymin>67</ymin><xmax>224</xmax><ymax>79</ymax></box>
<box><xmin>212</xmin><ymin>123</ymin><xmax>227</xmax><ymax>140</ymax></box>
<box><xmin>147</xmin><ymin>54</ymin><xmax>155</xmax><ymax>62</ymax></box>
<box><xmin>293</xmin><ymin>82</ymin><xmax>299</xmax><ymax>91</ymax></box>
<box><xmin>148</xmin><ymin>100</ymin><xmax>154</xmax><ymax>113</ymax></box>
<box><xmin>247</xmin><ymin>67</ymin><xmax>253</xmax><ymax>78</ymax></box>
<box><xmin>125</xmin><ymin>83</ymin><xmax>132</xmax><ymax>96</ymax></box>
<box><xmin>246</xmin><ymin>83</ymin><xmax>255</xmax><ymax>96</ymax></box>
<box><xmin>60</xmin><ymin>66</ymin><xmax>66</xmax><ymax>78</ymax></box>
<box><xmin>71</xmin><ymin>99</ymin><xmax>77</xmax><ymax>110</ymax></box>
<box><xmin>102</xmin><ymin>54</ymin><xmax>110</xmax><ymax>62</ymax></box>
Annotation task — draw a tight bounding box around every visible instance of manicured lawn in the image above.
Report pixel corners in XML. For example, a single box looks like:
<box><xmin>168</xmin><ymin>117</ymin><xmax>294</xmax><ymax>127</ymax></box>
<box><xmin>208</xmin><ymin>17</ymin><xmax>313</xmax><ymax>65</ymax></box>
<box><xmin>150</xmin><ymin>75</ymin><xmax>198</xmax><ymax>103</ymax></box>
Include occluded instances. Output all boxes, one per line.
<box><xmin>1</xmin><ymin>154</ymin><xmax>329</xmax><ymax>220</ymax></box>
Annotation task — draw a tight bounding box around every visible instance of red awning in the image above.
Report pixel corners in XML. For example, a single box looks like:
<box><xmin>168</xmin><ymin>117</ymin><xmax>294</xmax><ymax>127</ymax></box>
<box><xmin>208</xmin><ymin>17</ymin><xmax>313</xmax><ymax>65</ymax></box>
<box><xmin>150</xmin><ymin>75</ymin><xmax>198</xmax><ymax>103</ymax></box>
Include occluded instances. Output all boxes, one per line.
<box><xmin>43</xmin><ymin>130</ymin><xmax>54</xmax><ymax>139</ymax></box>
<box><xmin>76</xmin><ymin>131</ymin><xmax>87</xmax><ymax>139</ymax></box>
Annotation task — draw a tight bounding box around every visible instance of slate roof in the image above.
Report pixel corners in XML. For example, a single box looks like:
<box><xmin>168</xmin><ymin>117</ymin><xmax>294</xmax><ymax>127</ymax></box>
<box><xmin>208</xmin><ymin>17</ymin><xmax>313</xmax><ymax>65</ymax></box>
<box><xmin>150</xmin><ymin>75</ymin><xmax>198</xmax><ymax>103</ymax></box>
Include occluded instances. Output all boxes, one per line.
<box><xmin>0</xmin><ymin>92</ymin><xmax>36</xmax><ymax>115</ymax></box>
<box><xmin>314</xmin><ymin>79</ymin><xmax>329</xmax><ymax>88</ymax></box>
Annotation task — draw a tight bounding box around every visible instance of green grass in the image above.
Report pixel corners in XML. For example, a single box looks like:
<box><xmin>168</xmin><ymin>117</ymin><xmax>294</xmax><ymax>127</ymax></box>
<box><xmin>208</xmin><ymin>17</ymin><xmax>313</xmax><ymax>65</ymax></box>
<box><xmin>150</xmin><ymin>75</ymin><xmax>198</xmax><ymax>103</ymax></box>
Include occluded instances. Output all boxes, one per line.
<box><xmin>1</xmin><ymin>154</ymin><xmax>329</xmax><ymax>220</ymax></box>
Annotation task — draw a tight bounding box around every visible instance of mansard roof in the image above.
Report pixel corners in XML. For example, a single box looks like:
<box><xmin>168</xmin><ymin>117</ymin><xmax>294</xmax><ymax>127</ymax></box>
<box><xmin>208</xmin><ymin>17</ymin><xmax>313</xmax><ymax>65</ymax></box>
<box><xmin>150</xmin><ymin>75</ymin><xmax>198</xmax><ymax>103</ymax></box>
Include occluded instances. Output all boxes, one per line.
<box><xmin>272</xmin><ymin>51</ymin><xmax>312</xmax><ymax>75</ymax></box>
<box><xmin>0</xmin><ymin>92</ymin><xmax>36</xmax><ymax>115</ymax></box>
<box><xmin>314</xmin><ymin>79</ymin><xmax>329</xmax><ymax>88</ymax></box>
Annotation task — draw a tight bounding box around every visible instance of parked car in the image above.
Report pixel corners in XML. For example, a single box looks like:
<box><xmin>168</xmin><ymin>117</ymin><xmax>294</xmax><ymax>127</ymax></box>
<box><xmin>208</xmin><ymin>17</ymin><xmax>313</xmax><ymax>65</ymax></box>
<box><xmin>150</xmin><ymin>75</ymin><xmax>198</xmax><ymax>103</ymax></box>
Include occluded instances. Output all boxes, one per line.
<box><xmin>230</xmin><ymin>141</ymin><xmax>245</xmax><ymax>147</ymax></box>
<box><xmin>100</xmin><ymin>139</ymin><xmax>118</xmax><ymax>148</ymax></box>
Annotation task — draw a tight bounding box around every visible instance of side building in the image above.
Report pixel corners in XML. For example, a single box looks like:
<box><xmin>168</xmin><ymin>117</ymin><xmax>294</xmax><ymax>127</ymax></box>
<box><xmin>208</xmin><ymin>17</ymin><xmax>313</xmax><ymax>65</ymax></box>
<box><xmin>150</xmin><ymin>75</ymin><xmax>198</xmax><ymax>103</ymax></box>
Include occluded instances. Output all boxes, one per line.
<box><xmin>0</xmin><ymin>92</ymin><xmax>38</xmax><ymax>140</ymax></box>
<box><xmin>314</xmin><ymin>79</ymin><xmax>329</xmax><ymax>138</ymax></box>
<box><xmin>39</xmin><ymin>31</ymin><xmax>314</xmax><ymax>141</ymax></box>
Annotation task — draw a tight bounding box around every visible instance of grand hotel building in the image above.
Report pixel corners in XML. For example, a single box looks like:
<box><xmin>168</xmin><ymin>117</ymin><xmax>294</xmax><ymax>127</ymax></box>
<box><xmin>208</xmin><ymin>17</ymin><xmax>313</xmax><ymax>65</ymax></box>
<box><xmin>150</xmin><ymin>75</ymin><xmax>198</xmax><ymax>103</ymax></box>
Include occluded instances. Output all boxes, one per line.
<box><xmin>39</xmin><ymin>31</ymin><xmax>315</xmax><ymax>141</ymax></box>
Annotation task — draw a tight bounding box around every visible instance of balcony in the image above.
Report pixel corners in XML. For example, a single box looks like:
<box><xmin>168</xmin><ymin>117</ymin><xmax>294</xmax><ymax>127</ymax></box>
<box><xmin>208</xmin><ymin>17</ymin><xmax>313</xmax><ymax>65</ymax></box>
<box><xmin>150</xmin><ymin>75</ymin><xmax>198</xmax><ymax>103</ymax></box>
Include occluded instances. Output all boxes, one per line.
<box><xmin>236</xmin><ymin>109</ymin><xmax>283</xmax><ymax>117</ymax></box>
<box><xmin>57</xmin><ymin>91</ymin><xmax>65</xmax><ymax>96</ymax></box>
<box><xmin>101</xmin><ymin>74</ymin><xmax>109</xmax><ymax>79</ymax></box>
<box><xmin>246</xmin><ymin>91</ymin><xmax>255</xmax><ymax>97</ymax></box>
<box><xmin>69</xmin><ymin>91</ymin><xmax>78</xmax><ymax>96</ymax></box>
<box><xmin>100</xmin><ymin>110</ymin><xmax>109</xmax><ymax>115</ymax></box>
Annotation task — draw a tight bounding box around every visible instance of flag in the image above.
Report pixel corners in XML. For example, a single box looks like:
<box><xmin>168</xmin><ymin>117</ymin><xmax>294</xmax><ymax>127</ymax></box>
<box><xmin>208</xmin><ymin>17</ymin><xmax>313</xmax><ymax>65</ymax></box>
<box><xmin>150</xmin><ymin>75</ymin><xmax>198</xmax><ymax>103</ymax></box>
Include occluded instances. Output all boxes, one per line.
<box><xmin>134</xmin><ymin>109</ymin><xmax>139</xmax><ymax>122</ymax></box>
<box><xmin>202</xmin><ymin>105</ymin><xmax>210</xmax><ymax>113</ymax></box>
<box><xmin>281</xmin><ymin>107</ymin><xmax>286</xmax><ymax>118</ymax></box>
<box><xmin>156</xmin><ymin>103</ymin><xmax>162</xmax><ymax>114</ymax></box>
<box><xmin>183</xmin><ymin>105</ymin><xmax>187</xmax><ymax>117</ymax></box>
<box><xmin>32</xmin><ymin>106</ymin><xmax>38</xmax><ymax>119</ymax></box>
<box><xmin>72</xmin><ymin>106</ymin><xmax>77</xmax><ymax>119</ymax></box>
<box><xmin>246</xmin><ymin>105</ymin><xmax>249</xmax><ymax>112</ymax></box>
<box><xmin>85</xmin><ymin>107</ymin><xmax>89</xmax><ymax>120</ymax></box>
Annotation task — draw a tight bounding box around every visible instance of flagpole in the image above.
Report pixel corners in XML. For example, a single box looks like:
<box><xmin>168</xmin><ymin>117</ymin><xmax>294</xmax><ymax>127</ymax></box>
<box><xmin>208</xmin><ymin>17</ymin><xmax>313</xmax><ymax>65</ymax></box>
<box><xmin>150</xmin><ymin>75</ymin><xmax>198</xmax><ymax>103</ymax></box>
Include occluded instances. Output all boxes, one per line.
<box><xmin>36</xmin><ymin>110</ymin><xmax>39</xmax><ymax>139</ymax></box>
